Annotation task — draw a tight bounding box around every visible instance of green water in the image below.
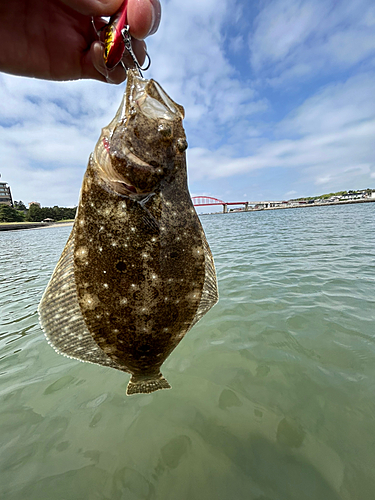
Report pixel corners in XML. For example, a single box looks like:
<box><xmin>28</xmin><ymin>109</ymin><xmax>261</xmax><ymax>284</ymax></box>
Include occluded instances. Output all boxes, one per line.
<box><xmin>1</xmin><ymin>203</ymin><xmax>375</xmax><ymax>500</ymax></box>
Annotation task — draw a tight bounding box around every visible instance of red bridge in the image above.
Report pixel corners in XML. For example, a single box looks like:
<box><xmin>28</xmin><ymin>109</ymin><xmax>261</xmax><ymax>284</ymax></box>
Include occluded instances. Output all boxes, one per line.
<box><xmin>192</xmin><ymin>196</ymin><xmax>282</xmax><ymax>213</ymax></box>
<box><xmin>192</xmin><ymin>196</ymin><xmax>262</xmax><ymax>213</ymax></box>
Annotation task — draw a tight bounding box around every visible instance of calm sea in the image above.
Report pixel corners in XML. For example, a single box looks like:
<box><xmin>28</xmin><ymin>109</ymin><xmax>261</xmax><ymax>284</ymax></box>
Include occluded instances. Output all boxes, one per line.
<box><xmin>1</xmin><ymin>203</ymin><xmax>375</xmax><ymax>500</ymax></box>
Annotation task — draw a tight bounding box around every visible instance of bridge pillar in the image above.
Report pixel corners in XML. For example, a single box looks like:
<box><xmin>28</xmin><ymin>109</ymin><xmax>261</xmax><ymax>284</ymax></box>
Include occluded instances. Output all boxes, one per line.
<box><xmin>223</xmin><ymin>204</ymin><xmax>228</xmax><ymax>213</ymax></box>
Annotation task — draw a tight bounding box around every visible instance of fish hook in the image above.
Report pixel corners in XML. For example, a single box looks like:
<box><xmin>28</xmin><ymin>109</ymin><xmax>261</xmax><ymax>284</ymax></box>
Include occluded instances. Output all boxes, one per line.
<box><xmin>120</xmin><ymin>25</ymin><xmax>151</xmax><ymax>77</ymax></box>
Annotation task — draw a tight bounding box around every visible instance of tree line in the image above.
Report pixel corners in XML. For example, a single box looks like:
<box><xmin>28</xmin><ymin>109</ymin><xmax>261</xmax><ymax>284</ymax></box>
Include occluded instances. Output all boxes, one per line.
<box><xmin>293</xmin><ymin>188</ymin><xmax>373</xmax><ymax>201</ymax></box>
<box><xmin>0</xmin><ymin>201</ymin><xmax>77</xmax><ymax>223</ymax></box>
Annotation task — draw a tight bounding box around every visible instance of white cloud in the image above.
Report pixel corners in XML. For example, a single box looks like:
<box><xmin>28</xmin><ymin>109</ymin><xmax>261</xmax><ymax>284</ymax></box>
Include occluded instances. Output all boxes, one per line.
<box><xmin>250</xmin><ymin>0</ymin><xmax>326</xmax><ymax>71</ymax></box>
<box><xmin>0</xmin><ymin>74</ymin><xmax>125</xmax><ymax>205</ymax></box>
<box><xmin>228</xmin><ymin>35</ymin><xmax>245</xmax><ymax>54</ymax></box>
<box><xmin>250</xmin><ymin>0</ymin><xmax>375</xmax><ymax>84</ymax></box>
<box><xmin>187</xmin><ymin>72</ymin><xmax>375</xmax><ymax>196</ymax></box>
<box><xmin>146</xmin><ymin>0</ymin><xmax>263</xmax><ymax>147</ymax></box>
<box><xmin>279</xmin><ymin>73</ymin><xmax>375</xmax><ymax>135</ymax></box>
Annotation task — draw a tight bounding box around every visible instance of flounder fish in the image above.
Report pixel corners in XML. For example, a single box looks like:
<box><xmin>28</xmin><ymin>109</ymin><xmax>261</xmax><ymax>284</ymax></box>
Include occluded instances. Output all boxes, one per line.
<box><xmin>38</xmin><ymin>69</ymin><xmax>218</xmax><ymax>395</ymax></box>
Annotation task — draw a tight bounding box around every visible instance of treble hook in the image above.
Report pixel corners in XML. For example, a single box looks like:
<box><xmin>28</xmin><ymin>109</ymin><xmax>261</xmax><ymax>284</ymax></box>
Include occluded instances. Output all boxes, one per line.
<box><xmin>120</xmin><ymin>25</ymin><xmax>151</xmax><ymax>77</ymax></box>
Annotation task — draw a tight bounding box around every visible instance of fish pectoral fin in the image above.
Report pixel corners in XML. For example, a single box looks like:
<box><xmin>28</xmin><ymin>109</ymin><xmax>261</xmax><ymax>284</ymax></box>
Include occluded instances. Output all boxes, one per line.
<box><xmin>126</xmin><ymin>373</ymin><xmax>171</xmax><ymax>396</ymax></box>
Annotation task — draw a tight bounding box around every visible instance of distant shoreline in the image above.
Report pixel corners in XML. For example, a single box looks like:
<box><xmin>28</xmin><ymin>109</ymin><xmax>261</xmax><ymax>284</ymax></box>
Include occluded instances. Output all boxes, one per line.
<box><xmin>199</xmin><ymin>197</ymin><xmax>375</xmax><ymax>215</ymax></box>
<box><xmin>0</xmin><ymin>220</ymin><xmax>74</xmax><ymax>232</ymax></box>
<box><xmin>256</xmin><ymin>197</ymin><xmax>375</xmax><ymax>210</ymax></box>
<box><xmin>1</xmin><ymin>198</ymin><xmax>374</xmax><ymax>229</ymax></box>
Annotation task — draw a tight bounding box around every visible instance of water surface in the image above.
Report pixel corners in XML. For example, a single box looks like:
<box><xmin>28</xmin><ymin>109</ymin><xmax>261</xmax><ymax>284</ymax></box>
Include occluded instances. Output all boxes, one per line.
<box><xmin>1</xmin><ymin>203</ymin><xmax>375</xmax><ymax>500</ymax></box>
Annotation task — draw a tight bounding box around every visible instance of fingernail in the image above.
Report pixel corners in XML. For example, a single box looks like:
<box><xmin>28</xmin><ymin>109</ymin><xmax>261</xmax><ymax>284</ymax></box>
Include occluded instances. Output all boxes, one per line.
<box><xmin>147</xmin><ymin>0</ymin><xmax>161</xmax><ymax>36</ymax></box>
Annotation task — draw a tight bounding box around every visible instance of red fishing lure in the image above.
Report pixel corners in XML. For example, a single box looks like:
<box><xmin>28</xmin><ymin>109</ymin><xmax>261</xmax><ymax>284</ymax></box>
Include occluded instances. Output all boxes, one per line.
<box><xmin>100</xmin><ymin>0</ymin><xmax>129</xmax><ymax>69</ymax></box>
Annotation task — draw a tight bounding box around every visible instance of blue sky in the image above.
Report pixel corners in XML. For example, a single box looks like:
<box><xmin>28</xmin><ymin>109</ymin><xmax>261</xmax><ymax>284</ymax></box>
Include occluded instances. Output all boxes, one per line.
<box><xmin>1</xmin><ymin>0</ymin><xmax>375</xmax><ymax>208</ymax></box>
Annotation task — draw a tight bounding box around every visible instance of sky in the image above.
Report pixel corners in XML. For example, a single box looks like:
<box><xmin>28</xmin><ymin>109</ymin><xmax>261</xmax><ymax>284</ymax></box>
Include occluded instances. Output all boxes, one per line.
<box><xmin>1</xmin><ymin>0</ymin><xmax>375</xmax><ymax>208</ymax></box>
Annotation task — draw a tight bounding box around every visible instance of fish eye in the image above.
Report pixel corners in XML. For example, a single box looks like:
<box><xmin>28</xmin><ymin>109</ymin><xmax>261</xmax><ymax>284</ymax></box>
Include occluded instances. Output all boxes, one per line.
<box><xmin>158</xmin><ymin>122</ymin><xmax>172</xmax><ymax>138</ymax></box>
<box><xmin>177</xmin><ymin>138</ymin><xmax>188</xmax><ymax>153</ymax></box>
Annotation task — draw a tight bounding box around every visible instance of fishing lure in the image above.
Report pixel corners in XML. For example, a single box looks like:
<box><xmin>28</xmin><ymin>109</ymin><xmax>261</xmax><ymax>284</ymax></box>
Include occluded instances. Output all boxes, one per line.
<box><xmin>93</xmin><ymin>0</ymin><xmax>150</xmax><ymax>75</ymax></box>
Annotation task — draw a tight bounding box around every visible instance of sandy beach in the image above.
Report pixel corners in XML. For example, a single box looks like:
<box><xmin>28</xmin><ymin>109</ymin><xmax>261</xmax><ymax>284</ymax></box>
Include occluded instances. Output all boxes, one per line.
<box><xmin>0</xmin><ymin>221</ymin><xmax>74</xmax><ymax>232</ymax></box>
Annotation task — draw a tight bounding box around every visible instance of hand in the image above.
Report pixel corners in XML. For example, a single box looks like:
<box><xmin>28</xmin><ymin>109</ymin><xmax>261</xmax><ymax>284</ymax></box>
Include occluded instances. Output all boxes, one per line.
<box><xmin>0</xmin><ymin>0</ymin><xmax>161</xmax><ymax>83</ymax></box>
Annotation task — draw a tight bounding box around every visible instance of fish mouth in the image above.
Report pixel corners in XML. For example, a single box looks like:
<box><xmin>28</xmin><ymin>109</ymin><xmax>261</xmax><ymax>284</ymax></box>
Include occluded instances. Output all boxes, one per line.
<box><xmin>108</xmin><ymin>177</ymin><xmax>151</xmax><ymax>199</ymax></box>
<box><xmin>110</xmin><ymin>144</ymin><xmax>162</xmax><ymax>197</ymax></box>
<box><xmin>97</xmin><ymin>137</ymin><xmax>158</xmax><ymax>198</ymax></box>
<box><xmin>126</xmin><ymin>70</ymin><xmax>184</xmax><ymax>121</ymax></box>
<box><xmin>116</xmin><ymin>180</ymin><xmax>137</xmax><ymax>195</ymax></box>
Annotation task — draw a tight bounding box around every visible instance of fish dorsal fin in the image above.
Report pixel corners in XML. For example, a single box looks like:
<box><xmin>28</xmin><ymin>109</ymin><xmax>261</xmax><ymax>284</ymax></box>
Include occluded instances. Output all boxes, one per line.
<box><xmin>189</xmin><ymin>232</ymin><xmax>219</xmax><ymax>329</ymax></box>
<box><xmin>38</xmin><ymin>231</ymin><xmax>127</xmax><ymax>372</ymax></box>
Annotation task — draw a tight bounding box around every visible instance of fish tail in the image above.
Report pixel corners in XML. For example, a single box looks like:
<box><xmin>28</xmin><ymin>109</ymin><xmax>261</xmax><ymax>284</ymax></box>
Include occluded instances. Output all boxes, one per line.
<box><xmin>126</xmin><ymin>374</ymin><xmax>171</xmax><ymax>396</ymax></box>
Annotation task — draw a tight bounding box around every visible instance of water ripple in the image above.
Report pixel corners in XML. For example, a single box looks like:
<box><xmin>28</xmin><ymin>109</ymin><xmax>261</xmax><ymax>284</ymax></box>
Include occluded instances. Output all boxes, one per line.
<box><xmin>1</xmin><ymin>206</ymin><xmax>375</xmax><ymax>499</ymax></box>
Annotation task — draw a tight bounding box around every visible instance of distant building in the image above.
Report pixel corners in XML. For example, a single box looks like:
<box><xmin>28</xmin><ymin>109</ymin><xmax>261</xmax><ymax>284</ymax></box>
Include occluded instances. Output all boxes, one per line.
<box><xmin>0</xmin><ymin>174</ymin><xmax>13</xmax><ymax>206</ymax></box>
<box><xmin>340</xmin><ymin>192</ymin><xmax>365</xmax><ymax>201</ymax></box>
<box><xmin>28</xmin><ymin>201</ymin><xmax>41</xmax><ymax>208</ymax></box>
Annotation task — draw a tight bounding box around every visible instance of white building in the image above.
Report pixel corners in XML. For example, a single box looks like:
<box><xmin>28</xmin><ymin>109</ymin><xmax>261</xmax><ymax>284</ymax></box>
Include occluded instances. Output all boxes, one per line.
<box><xmin>0</xmin><ymin>174</ymin><xmax>13</xmax><ymax>206</ymax></box>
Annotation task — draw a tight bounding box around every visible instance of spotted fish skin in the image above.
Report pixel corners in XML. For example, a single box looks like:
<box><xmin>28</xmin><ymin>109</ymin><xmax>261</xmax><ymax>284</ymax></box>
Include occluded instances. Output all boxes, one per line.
<box><xmin>38</xmin><ymin>70</ymin><xmax>218</xmax><ymax>395</ymax></box>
